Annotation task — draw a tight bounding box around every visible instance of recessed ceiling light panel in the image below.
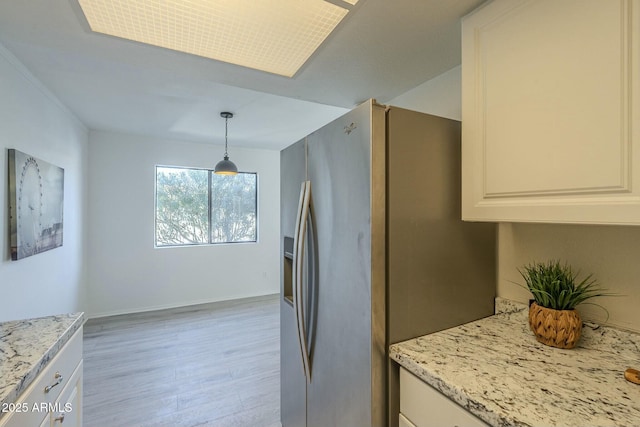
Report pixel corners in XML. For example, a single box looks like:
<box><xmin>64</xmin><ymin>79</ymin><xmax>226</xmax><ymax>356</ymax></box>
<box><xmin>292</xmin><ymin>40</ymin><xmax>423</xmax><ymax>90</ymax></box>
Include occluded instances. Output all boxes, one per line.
<box><xmin>78</xmin><ymin>0</ymin><xmax>356</xmax><ymax>77</ymax></box>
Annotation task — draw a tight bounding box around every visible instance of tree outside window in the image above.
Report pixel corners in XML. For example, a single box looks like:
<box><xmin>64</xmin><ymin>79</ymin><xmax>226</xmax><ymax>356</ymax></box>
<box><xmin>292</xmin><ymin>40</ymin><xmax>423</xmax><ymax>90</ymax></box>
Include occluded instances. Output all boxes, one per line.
<box><xmin>155</xmin><ymin>166</ymin><xmax>257</xmax><ymax>247</ymax></box>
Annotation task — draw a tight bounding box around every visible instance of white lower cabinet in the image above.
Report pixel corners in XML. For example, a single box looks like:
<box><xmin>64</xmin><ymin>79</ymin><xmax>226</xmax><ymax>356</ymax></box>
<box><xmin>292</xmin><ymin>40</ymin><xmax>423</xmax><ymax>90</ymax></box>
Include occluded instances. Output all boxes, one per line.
<box><xmin>399</xmin><ymin>367</ymin><xmax>488</xmax><ymax>427</ymax></box>
<box><xmin>0</xmin><ymin>327</ymin><xmax>83</xmax><ymax>427</ymax></box>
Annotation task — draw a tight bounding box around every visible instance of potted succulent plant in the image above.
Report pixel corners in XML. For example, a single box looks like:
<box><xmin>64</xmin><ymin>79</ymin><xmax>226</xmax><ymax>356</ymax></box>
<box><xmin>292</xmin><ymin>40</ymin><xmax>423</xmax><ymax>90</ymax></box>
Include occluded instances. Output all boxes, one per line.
<box><xmin>518</xmin><ymin>260</ymin><xmax>609</xmax><ymax>349</ymax></box>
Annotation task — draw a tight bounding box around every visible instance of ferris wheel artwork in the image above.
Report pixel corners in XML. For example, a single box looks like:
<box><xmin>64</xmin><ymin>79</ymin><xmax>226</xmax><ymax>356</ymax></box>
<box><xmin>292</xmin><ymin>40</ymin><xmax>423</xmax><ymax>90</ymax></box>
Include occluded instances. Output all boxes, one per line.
<box><xmin>8</xmin><ymin>149</ymin><xmax>64</xmax><ymax>260</ymax></box>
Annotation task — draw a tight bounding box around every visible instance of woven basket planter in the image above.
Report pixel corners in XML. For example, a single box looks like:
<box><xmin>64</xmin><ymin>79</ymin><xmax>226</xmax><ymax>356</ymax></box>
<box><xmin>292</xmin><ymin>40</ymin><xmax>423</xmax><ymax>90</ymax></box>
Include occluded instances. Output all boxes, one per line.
<box><xmin>528</xmin><ymin>302</ymin><xmax>582</xmax><ymax>349</ymax></box>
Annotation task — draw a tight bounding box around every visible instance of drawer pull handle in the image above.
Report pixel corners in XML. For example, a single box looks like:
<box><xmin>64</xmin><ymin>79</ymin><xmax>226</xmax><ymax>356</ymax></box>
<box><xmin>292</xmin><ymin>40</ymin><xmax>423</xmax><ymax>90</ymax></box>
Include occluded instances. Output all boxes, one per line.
<box><xmin>44</xmin><ymin>372</ymin><xmax>63</xmax><ymax>393</ymax></box>
<box><xmin>54</xmin><ymin>412</ymin><xmax>65</xmax><ymax>423</ymax></box>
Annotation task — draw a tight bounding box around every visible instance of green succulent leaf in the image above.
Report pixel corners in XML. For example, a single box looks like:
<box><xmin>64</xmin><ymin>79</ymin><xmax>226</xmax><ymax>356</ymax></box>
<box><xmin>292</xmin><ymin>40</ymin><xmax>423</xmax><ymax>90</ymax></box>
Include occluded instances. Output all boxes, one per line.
<box><xmin>516</xmin><ymin>260</ymin><xmax>613</xmax><ymax>310</ymax></box>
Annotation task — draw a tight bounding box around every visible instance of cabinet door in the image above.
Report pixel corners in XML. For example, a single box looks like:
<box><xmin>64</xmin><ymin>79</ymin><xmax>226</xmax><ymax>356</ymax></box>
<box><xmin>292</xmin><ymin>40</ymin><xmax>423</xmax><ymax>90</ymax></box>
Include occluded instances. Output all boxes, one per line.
<box><xmin>462</xmin><ymin>0</ymin><xmax>640</xmax><ymax>224</ymax></box>
<box><xmin>0</xmin><ymin>405</ymin><xmax>47</xmax><ymax>427</ymax></box>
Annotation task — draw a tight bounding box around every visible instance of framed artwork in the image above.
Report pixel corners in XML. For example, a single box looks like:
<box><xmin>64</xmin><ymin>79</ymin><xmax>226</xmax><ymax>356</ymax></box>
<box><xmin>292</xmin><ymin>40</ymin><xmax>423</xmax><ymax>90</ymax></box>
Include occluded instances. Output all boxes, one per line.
<box><xmin>8</xmin><ymin>149</ymin><xmax>64</xmax><ymax>260</ymax></box>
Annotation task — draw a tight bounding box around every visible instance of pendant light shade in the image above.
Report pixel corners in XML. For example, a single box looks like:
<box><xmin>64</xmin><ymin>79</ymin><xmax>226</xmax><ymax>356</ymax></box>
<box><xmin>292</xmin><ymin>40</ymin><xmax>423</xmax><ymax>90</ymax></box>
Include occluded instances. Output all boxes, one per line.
<box><xmin>214</xmin><ymin>156</ymin><xmax>238</xmax><ymax>175</ymax></box>
<box><xmin>215</xmin><ymin>112</ymin><xmax>238</xmax><ymax>175</ymax></box>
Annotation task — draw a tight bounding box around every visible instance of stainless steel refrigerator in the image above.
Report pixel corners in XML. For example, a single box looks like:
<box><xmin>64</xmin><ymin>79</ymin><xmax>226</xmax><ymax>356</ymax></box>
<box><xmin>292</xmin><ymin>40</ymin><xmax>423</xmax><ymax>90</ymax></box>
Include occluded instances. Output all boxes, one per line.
<box><xmin>280</xmin><ymin>100</ymin><xmax>496</xmax><ymax>427</ymax></box>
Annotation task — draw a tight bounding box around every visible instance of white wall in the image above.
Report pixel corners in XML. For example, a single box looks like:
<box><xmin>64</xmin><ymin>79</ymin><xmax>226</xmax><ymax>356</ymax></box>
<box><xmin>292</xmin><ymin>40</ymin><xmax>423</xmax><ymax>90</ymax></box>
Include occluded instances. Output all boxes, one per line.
<box><xmin>387</xmin><ymin>66</ymin><xmax>462</xmax><ymax>120</ymax></box>
<box><xmin>497</xmin><ymin>223</ymin><xmax>640</xmax><ymax>332</ymax></box>
<box><xmin>394</xmin><ymin>66</ymin><xmax>640</xmax><ymax>332</ymax></box>
<box><xmin>0</xmin><ymin>44</ymin><xmax>88</xmax><ymax>322</ymax></box>
<box><xmin>87</xmin><ymin>131</ymin><xmax>280</xmax><ymax>317</ymax></box>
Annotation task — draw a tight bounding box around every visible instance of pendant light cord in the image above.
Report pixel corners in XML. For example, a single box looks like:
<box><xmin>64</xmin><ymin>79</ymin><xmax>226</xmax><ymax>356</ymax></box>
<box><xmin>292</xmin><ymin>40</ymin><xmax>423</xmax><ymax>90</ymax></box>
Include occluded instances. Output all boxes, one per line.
<box><xmin>224</xmin><ymin>116</ymin><xmax>229</xmax><ymax>158</ymax></box>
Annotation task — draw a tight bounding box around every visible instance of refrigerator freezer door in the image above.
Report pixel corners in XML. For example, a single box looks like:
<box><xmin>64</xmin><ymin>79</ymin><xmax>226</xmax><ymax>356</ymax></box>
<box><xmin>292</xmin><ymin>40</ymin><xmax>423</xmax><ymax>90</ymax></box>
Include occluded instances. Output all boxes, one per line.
<box><xmin>281</xmin><ymin>140</ymin><xmax>307</xmax><ymax>427</ymax></box>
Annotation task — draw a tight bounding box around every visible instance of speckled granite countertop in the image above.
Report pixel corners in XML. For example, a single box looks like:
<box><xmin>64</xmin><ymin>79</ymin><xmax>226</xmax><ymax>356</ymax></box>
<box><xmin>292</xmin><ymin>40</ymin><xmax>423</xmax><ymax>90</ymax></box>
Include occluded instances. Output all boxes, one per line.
<box><xmin>389</xmin><ymin>299</ymin><xmax>640</xmax><ymax>427</ymax></box>
<box><xmin>0</xmin><ymin>313</ymin><xmax>84</xmax><ymax>415</ymax></box>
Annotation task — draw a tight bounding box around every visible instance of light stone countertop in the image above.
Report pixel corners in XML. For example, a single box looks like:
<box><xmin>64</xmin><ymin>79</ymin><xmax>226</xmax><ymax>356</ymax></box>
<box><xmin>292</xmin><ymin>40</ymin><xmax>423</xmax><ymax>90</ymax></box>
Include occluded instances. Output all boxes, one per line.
<box><xmin>389</xmin><ymin>299</ymin><xmax>640</xmax><ymax>427</ymax></box>
<box><xmin>0</xmin><ymin>312</ymin><xmax>84</xmax><ymax>415</ymax></box>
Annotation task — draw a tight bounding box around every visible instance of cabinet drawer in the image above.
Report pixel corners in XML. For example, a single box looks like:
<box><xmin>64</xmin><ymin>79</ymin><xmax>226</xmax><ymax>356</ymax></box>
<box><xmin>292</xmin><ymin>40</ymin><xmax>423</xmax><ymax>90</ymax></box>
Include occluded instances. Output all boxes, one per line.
<box><xmin>0</xmin><ymin>327</ymin><xmax>83</xmax><ymax>427</ymax></box>
<box><xmin>400</xmin><ymin>367</ymin><xmax>488</xmax><ymax>427</ymax></box>
<box><xmin>51</xmin><ymin>360</ymin><xmax>83</xmax><ymax>427</ymax></box>
<box><xmin>399</xmin><ymin>413</ymin><xmax>417</xmax><ymax>427</ymax></box>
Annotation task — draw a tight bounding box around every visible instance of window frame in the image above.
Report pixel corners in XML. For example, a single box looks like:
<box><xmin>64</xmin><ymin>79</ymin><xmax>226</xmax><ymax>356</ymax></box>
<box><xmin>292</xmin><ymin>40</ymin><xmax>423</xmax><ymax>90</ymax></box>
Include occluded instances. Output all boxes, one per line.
<box><xmin>154</xmin><ymin>164</ymin><xmax>258</xmax><ymax>248</ymax></box>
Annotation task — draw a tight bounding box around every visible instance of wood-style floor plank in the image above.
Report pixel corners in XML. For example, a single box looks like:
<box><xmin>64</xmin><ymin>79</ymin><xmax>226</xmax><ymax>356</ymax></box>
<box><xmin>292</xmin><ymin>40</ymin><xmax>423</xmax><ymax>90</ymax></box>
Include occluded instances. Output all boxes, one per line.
<box><xmin>83</xmin><ymin>295</ymin><xmax>281</xmax><ymax>427</ymax></box>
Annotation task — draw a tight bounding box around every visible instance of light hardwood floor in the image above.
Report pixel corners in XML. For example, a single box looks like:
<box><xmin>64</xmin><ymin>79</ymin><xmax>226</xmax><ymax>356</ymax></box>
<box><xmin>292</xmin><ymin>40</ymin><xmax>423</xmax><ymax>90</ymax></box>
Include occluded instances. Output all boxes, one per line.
<box><xmin>83</xmin><ymin>295</ymin><xmax>281</xmax><ymax>427</ymax></box>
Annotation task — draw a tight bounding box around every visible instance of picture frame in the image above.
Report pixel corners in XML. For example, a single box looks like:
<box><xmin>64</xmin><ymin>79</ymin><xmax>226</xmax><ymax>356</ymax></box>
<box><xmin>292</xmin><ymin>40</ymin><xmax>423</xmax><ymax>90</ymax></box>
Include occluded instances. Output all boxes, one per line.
<box><xmin>8</xmin><ymin>149</ymin><xmax>64</xmax><ymax>260</ymax></box>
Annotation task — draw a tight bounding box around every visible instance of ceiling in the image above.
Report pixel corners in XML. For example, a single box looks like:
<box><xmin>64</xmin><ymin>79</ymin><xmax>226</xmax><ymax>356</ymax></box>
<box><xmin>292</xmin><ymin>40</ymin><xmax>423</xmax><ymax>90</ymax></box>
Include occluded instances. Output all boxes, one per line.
<box><xmin>0</xmin><ymin>0</ymin><xmax>485</xmax><ymax>150</ymax></box>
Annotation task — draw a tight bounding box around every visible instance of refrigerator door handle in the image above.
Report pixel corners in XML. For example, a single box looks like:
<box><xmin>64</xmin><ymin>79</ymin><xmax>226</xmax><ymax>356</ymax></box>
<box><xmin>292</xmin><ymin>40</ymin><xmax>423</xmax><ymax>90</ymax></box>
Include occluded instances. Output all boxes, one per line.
<box><xmin>296</xmin><ymin>181</ymin><xmax>312</xmax><ymax>383</ymax></box>
<box><xmin>292</xmin><ymin>181</ymin><xmax>310</xmax><ymax>382</ymax></box>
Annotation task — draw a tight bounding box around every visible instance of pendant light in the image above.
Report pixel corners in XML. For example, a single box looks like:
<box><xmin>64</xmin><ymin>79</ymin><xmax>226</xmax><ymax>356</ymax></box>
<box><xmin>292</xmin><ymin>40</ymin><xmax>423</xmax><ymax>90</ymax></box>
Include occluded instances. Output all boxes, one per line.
<box><xmin>214</xmin><ymin>112</ymin><xmax>238</xmax><ymax>175</ymax></box>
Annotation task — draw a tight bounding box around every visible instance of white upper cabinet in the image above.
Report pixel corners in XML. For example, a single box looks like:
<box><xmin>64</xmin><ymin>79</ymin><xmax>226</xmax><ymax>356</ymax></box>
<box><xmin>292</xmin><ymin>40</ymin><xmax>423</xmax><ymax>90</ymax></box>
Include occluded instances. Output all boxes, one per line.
<box><xmin>462</xmin><ymin>0</ymin><xmax>640</xmax><ymax>224</ymax></box>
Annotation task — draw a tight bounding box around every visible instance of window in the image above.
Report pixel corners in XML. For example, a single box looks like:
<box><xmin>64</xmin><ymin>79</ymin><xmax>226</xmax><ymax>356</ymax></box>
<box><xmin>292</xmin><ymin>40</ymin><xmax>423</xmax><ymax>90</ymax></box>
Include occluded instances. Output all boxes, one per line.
<box><xmin>155</xmin><ymin>166</ymin><xmax>257</xmax><ymax>247</ymax></box>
